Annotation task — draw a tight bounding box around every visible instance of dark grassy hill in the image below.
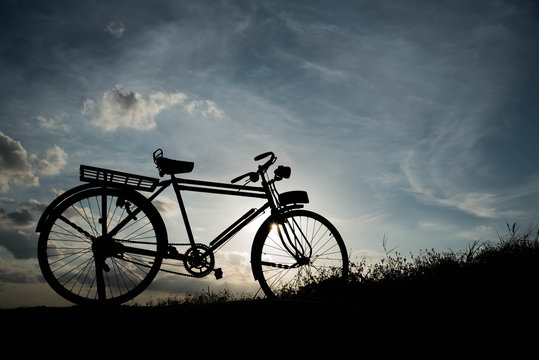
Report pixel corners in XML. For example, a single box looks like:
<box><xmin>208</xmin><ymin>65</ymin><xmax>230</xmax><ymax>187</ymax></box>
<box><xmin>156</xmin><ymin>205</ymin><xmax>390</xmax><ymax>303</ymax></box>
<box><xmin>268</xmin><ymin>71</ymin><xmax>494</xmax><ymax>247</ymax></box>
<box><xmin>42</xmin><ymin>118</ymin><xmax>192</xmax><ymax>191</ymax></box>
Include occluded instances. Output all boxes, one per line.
<box><xmin>292</xmin><ymin>226</ymin><xmax>539</xmax><ymax>310</ymax></box>
<box><xmin>2</xmin><ymin>224</ymin><xmax>538</xmax><ymax>347</ymax></box>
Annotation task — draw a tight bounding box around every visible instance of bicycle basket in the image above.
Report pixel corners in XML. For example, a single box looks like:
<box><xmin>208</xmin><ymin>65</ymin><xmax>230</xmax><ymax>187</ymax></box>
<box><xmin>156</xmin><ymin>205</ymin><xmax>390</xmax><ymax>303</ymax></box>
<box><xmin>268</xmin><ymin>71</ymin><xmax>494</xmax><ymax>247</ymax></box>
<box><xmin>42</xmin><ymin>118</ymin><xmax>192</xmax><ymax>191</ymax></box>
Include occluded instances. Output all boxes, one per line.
<box><xmin>80</xmin><ymin>165</ymin><xmax>159</xmax><ymax>192</ymax></box>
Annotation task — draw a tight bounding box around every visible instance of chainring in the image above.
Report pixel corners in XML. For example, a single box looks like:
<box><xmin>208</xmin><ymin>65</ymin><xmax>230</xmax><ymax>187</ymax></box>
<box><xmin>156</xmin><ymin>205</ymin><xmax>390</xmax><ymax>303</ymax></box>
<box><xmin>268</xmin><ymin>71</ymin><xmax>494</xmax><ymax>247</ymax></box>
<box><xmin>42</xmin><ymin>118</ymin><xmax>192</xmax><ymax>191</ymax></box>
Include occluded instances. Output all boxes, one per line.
<box><xmin>183</xmin><ymin>244</ymin><xmax>215</xmax><ymax>277</ymax></box>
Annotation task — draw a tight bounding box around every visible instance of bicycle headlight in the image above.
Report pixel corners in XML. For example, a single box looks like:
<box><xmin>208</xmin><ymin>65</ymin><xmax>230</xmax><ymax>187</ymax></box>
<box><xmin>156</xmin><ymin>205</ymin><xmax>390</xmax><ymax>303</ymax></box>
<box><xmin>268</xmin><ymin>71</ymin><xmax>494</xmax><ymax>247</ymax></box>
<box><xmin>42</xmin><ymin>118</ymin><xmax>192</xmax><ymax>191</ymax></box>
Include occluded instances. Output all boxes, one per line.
<box><xmin>274</xmin><ymin>165</ymin><xmax>291</xmax><ymax>180</ymax></box>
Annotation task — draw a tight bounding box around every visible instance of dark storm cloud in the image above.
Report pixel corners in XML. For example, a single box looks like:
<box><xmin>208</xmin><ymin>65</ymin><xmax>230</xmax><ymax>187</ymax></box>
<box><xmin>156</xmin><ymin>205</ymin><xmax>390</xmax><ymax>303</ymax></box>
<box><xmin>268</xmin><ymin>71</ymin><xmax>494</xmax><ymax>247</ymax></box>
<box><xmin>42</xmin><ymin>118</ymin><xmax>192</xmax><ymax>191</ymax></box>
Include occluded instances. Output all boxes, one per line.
<box><xmin>0</xmin><ymin>228</ymin><xmax>37</xmax><ymax>260</ymax></box>
<box><xmin>0</xmin><ymin>198</ymin><xmax>44</xmax><ymax>259</ymax></box>
<box><xmin>0</xmin><ymin>131</ymin><xmax>33</xmax><ymax>172</ymax></box>
<box><xmin>0</xmin><ymin>131</ymin><xmax>68</xmax><ymax>192</ymax></box>
<box><xmin>0</xmin><ymin>131</ymin><xmax>39</xmax><ymax>193</ymax></box>
<box><xmin>0</xmin><ymin>208</ymin><xmax>34</xmax><ymax>229</ymax></box>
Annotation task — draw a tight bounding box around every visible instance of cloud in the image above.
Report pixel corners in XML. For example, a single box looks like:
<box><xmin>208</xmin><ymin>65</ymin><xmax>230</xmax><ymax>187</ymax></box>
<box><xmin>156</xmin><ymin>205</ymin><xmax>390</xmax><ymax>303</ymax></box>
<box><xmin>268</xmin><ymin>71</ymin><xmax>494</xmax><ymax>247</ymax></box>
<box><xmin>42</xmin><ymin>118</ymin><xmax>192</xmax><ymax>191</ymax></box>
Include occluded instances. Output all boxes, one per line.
<box><xmin>400</xmin><ymin>150</ymin><xmax>491</xmax><ymax>217</ymax></box>
<box><xmin>457</xmin><ymin>225</ymin><xmax>496</xmax><ymax>241</ymax></box>
<box><xmin>149</xmin><ymin>250</ymin><xmax>256</xmax><ymax>296</ymax></box>
<box><xmin>399</xmin><ymin>149</ymin><xmax>527</xmax><ymax>219</ymax></box>
<box><xmin>0</xmin><ymin>131</ymin><xmax>69</xmax><ymax>192</ymax></box>
<box><xmin>184</xmin><ymin>100</ymin><xmax>225</xmax><ymax>119</ymax></box>
<box><xmin>34</xmin><ymin>113</ymin><xmax>70</xmax><ymax>133</ymax></box>
<box><xmin>105</xmin><ymin>22</ymin><xmax>125</xmax><ymax>38</ymax></box>
<box><xmin>85</xmin><ymin>85</ymin><xmax>225</xmax><ymax>131</ymax></box>
<box><xmin>0</xmin><ymin>227</ymin><xmax>36</xmax><ymax>259</ymax></box>
<box><xmin>0</xmin><ymin>250</ymin><xmax>41</xmax><ymax>282</ymax></box>
<box><xmin>153</xmin><ymin>198</ymin><xmax>179</xmax><ymax>217</ymax></box>
<box><xmin>0</xmin><ymin>197</ymin><xmax>46</xmax><ymax>214</ymax></box>
<box><xmin>81</xmin><ymin>99</ymin><xmax>95</xmax><ymax>115</ymax></box>
<box><xmin>86</xmin><ymin>85</ymin><xmax>187</xmax><ymax>131</ymax></box>
<box><xmin>0</xmin><ymin>208</ymin><xmax>34</xmax><ymax>229</ymax></box>
<box><xmin>37</xmin><ymin>145</ymin><xmax>68</xmax><ymax>175</ymax></box>
<box><xmin>0</xmin><ymin>131</ymin><xmax>39</xmax><ymax>193</ymax></box>
<box><xmin>0</xmin><ymin>198</ymin><xmax>45</xmax><ymax>259</ymax></box>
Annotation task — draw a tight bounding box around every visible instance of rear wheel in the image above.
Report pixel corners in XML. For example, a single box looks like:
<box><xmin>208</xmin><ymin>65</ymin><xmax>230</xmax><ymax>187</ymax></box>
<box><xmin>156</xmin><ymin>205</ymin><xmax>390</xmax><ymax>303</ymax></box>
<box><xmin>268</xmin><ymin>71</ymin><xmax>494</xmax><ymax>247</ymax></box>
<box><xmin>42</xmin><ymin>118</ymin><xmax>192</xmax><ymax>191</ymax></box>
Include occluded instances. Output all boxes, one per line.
<box><xmin>251</xmin><ymin>210</ymin><xmax>348</xmax><ymax>297</ymax></box>
<box><xmin>37</xmin><ymin>187</ymin><xmax>167</xmax><ymax>305</ymax></box>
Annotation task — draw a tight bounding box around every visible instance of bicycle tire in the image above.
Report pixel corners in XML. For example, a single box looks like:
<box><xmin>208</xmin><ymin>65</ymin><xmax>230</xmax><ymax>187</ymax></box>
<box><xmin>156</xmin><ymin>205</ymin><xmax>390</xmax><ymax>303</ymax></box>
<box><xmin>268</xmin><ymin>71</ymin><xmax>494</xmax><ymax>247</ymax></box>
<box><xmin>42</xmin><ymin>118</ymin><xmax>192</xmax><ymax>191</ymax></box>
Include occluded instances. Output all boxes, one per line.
<box><xmin>37</xmin><ymin>187</ymin><xmax>167</xmax><ymax>305</ymax></box>
<box><xmin>251</xmin><ymin>209</ymin><xmax>348</xmax><ymax>298</ymax></box>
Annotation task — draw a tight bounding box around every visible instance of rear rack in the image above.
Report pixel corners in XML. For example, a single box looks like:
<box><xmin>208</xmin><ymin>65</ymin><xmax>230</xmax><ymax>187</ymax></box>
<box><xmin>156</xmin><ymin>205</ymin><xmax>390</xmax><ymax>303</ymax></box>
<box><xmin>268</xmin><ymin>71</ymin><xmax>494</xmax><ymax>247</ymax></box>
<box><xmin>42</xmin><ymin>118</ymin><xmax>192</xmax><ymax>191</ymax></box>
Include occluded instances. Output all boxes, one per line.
<box><xmin>80</xmin><ymin>165</ymin><xmax>159</xmax><ymax>192</ymax></box>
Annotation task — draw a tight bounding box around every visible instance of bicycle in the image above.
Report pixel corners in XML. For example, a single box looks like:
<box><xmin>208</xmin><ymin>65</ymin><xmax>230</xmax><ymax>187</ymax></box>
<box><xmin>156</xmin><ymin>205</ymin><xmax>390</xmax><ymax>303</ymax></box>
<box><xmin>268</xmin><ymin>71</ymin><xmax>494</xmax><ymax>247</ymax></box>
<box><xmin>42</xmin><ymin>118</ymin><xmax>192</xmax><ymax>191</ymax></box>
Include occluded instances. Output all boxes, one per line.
<box><xmin>36</xmin><ymin>149</ymin><xmax>349</xmax><ymax>305</ymax></box>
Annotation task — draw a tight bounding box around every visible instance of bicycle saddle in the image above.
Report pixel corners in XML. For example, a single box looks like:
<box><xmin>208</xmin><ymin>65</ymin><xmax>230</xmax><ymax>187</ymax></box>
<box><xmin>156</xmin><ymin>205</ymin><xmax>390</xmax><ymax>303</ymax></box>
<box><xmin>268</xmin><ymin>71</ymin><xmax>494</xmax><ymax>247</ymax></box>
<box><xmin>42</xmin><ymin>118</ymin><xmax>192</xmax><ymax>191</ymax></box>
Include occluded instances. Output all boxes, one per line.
<box><xmin>153</xmin><ymin>149</ymin><xmax>194</xmax><ymax>177</ymax></box>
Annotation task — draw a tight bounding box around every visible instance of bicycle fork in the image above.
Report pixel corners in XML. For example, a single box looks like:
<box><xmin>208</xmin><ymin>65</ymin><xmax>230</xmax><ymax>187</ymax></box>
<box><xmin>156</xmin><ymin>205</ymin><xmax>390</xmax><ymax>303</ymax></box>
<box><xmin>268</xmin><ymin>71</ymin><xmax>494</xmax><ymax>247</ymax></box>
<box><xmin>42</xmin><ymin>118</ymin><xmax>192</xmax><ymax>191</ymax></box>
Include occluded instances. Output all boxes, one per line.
<box><xmin>274</xmin><ymin>216</ymin><xmax>312</xmax><ymax>266</ymax></box>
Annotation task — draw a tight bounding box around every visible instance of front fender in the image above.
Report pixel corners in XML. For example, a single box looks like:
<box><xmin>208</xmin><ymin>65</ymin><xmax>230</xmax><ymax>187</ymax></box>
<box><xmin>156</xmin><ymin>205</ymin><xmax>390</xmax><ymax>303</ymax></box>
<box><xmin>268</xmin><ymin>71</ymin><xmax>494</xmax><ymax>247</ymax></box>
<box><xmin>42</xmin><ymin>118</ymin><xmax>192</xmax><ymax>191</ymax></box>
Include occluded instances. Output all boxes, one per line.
<box><xmin>250</xmin><ymin>214</ymin><xmax>274</xmax><ymax>281</ymax></box>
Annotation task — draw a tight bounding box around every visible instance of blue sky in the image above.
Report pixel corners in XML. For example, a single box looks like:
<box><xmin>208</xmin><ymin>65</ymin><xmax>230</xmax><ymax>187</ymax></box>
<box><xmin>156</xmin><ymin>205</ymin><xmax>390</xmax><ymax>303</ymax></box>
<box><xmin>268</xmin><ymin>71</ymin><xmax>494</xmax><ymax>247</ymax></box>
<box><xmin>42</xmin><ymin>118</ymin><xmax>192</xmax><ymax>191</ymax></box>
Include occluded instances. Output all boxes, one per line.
<box><xmin>1</xmin><ymin>0</ymin><xmax>539</xmax><ymax>307</ymax></box>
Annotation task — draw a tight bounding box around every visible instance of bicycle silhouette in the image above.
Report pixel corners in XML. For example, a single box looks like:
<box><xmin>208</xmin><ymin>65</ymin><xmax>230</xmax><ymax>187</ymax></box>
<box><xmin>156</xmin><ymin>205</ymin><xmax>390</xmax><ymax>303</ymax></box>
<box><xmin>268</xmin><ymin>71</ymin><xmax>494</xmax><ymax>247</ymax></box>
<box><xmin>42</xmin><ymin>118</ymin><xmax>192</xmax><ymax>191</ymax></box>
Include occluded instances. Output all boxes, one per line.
<box><xmin>36</xmin><ymin>149</ymin><xmax>349</xmax><ymax>305</ymax></box>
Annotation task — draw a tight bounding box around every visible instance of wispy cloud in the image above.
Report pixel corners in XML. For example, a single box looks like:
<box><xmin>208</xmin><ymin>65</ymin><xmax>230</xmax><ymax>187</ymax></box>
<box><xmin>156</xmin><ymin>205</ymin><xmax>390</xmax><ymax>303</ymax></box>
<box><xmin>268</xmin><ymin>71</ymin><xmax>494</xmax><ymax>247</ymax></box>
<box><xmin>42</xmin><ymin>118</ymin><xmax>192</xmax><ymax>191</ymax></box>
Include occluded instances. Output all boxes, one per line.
<box><xmin>105</xmin><ymin>22</ymin><xmax>125</xmax><ymax>38</ymax></box>
<box><xmin>184</xmin><ymin>100</ymin><xmax>225</xmax><ymax>119</ymax></box>
<box><xmin>33</xmin><ymin>114</ymin><xmax>70</xmax><ymax>133</ymax></box>
<box><xmin>399</xmin><ymin>147</ymin><xmax>528</xmax><ymax>219</ymax></box>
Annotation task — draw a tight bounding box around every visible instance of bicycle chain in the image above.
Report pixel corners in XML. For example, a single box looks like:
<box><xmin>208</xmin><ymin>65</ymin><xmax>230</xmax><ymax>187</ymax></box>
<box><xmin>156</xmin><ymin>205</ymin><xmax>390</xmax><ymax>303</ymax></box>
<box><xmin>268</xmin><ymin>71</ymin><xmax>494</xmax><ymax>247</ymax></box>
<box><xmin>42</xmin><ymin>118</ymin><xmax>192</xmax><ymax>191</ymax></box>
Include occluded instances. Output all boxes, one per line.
<box><xmin>117</xmin><ymin>239</ymin><xmax>210</xmax><ymax>278</ymax></box>
<box><xmin>119</xmin><ymin>239</ymin><xmax>191</xmax><ymax>246</ymax></box>
<box><xmin>121</xmin><ymin>256</ymin><xmax>200</xmax><ymax>278</ymax></box>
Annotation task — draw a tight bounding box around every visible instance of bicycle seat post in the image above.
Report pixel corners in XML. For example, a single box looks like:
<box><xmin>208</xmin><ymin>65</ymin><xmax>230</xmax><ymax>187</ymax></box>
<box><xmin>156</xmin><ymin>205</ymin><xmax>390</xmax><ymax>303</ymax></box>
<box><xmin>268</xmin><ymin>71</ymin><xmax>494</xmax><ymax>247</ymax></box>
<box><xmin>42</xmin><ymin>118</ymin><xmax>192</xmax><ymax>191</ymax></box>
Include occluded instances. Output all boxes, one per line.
<box><xmin>170</xmin><ymin>174</ymin><xmax>196</xmax><ymax>246</ymax></box>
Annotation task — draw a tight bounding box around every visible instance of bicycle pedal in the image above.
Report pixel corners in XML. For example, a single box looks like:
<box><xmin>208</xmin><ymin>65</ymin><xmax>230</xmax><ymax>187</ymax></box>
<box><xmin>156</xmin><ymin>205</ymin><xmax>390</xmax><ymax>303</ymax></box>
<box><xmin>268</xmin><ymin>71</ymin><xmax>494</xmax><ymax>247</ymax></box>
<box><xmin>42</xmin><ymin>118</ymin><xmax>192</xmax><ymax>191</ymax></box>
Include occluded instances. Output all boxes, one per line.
<box><xmin>214</xmin><ymin>268</ymin><xmax>223</xmax><ymax>280</ymax></box>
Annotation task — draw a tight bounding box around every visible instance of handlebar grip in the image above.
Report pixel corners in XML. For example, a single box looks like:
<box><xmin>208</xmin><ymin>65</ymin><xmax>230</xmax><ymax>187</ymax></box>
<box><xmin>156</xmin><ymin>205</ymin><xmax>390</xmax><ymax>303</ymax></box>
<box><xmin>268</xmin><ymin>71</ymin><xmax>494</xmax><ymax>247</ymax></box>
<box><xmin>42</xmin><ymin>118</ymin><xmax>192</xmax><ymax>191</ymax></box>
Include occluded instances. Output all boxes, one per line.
<box><xmin>231</xmin><ymin>172</ymin><xmax>260</xmax><ymax>184</ymax></box>
<box><xmin>231</xmin><ymin>173</ymin><xmax>250</xmax><ymax>184</ymax></box>
<box><xmin>254</xmin><ymin>151</ymin><xmax>274</xmax><ymax>161</ymax></box>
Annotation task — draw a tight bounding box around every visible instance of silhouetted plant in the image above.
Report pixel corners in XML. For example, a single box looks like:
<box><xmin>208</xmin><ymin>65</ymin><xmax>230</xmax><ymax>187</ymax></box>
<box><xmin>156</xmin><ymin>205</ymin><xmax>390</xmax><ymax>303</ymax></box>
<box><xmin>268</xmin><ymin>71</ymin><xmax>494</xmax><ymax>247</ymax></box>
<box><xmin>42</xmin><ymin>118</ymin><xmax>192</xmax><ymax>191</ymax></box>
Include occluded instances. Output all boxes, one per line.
<box><xmin>139</xmin><ymin>223</ymin><xmax>539</xmax><ymax>308</ymax></box>
<box><xmin>288</xmin><ymin>223</ymin><xmax>539</xmax><ymax>307</ymax></box>
<box><xmin>143</xmin><ymin>287</ymin><xmax>244</xmax><ymax>307</ymax></box>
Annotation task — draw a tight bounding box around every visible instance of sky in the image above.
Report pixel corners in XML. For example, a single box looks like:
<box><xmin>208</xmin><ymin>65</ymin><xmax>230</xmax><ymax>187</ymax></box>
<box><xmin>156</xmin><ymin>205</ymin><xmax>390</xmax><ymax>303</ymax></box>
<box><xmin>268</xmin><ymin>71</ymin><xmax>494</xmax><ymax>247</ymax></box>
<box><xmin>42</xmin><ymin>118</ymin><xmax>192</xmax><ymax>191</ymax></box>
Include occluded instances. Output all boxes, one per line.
<box><xmin>1</xmin><ymin>0</ymin><xmax>539</xmax><ymax>308</ymax></box>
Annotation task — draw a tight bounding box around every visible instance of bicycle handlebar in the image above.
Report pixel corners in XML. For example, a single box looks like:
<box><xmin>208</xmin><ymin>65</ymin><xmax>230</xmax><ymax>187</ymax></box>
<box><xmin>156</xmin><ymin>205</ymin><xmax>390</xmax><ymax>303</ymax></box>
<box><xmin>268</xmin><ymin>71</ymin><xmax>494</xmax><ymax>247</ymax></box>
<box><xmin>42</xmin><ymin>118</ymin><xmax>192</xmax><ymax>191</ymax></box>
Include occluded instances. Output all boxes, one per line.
<box><xmin>254</xmin><ymin>151</ymin><xmax>274</xmax><ymax>161</ymax></box>
<box><xmin>231</xmin><ymin>171</ymin><xmax>259</xmax><ymax>184</ymax></box>
<box><xmin>256</xmin><ymin>151</ymin><xmax>276</xmax><ymax>172</ymax></box>
<box><xmin>231</xmin><ymin>151</ymin><xmax>276</xmax><ymax>184</ymax></box>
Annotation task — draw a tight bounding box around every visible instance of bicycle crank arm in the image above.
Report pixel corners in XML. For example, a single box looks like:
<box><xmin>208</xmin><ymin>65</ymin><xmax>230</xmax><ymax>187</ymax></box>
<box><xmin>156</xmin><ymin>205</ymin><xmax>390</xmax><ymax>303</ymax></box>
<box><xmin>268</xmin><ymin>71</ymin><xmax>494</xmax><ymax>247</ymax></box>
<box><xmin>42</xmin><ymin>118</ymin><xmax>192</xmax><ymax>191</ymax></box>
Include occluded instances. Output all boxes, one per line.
<box><xmin>164</xmin><ymin>245</ymin><xmax>186</xmax><ymax>261</ymax></box>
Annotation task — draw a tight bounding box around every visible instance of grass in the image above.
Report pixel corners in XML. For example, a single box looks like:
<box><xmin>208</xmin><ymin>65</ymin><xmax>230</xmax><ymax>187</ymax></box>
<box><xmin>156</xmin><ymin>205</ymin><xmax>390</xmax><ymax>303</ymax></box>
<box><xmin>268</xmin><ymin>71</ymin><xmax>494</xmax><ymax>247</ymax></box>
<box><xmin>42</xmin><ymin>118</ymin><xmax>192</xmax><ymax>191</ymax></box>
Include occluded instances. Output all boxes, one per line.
<box><xmin>292</xmin><ymin>222</ymin><xmax>539</xmax><ymax>309</ymax></box>
<box><xmin>141</xmin><ymin>287</ymin><xmax>249</xmax><ymax>307</ymax></box>
<box><xmin>137</xmin><ymin>223</ymin><xmax>539</xmax><ymax>310</ymax></box>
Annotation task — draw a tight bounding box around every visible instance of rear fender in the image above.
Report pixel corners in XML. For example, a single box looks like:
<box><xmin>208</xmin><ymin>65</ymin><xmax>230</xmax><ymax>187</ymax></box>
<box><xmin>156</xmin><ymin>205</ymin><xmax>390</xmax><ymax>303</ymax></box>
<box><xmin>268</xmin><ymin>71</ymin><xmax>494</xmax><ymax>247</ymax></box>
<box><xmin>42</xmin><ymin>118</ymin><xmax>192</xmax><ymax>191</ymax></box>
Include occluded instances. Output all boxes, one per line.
<box><xmin>36</xmin><ymin>184</ymin><xmax>96</xmax><ymax>232</ymax></box>
<box><xmin>35</xmin><ymin>183</ymin><xmax>148</xmax><ymax>232</ymax></box>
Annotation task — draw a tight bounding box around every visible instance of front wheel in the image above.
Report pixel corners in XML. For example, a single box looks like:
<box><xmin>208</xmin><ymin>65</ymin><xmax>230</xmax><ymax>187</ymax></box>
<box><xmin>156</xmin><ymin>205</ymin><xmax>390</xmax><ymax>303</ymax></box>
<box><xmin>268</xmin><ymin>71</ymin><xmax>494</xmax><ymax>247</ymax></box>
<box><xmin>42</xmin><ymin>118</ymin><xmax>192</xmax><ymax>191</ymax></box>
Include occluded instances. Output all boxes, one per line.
<box><xmin>251</xmin><ymin>210</ymin><xmax>348</xmax><ymax>298</ymax></box>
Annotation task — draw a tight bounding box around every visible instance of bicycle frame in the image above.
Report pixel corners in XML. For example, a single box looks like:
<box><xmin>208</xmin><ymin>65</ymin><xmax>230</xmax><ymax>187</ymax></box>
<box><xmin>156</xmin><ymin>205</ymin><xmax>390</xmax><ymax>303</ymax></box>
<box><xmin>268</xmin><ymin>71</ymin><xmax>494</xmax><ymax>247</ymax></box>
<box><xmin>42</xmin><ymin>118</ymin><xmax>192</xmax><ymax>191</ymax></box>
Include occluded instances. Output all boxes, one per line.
<box><xmin>74</xmin><ymin>158</ymin><xmax>309</xmax><ymax>284</ymax></box>
<box><xmin>146</xmin><ymin>175</ymin><xmax>272</xmax><ymax>258</ymax></box>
